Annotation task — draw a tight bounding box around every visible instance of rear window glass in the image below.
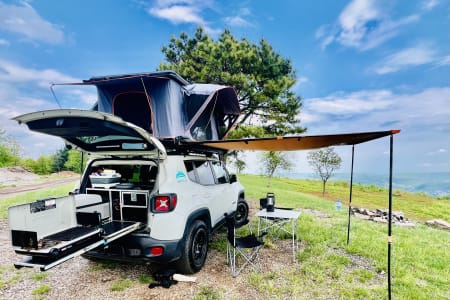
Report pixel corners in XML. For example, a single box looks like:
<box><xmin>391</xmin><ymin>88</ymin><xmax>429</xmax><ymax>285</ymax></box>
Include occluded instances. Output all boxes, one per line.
<box><xmin>210</xmin><ymin>161</ymin><xmax>229</xmax><ymax>184</ymax></box>
<box><xmin>184</xmin><ymin>161</ymin><xmax>197</xmax><ymax>182</ymax></box>
<box><xmin>194</xmin><ymin>161</ymin><xmax>215</xmax><ymax>185</ymax></box>
<box><xmin>184</xmin><ymin>160</ymin><xmax>216</xmax><ymax>185</ymax></box>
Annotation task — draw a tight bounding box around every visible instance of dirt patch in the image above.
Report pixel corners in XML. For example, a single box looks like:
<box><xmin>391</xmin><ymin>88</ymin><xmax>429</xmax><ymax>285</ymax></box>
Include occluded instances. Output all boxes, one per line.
<box><xmin>0</xmin><ymin>167</ymin><xmax>80</xmax><ymax>198</ymax></box>
<box><xmin>0</xmin><ymin>167</ymin><xmax>39</xmax><ymax>187</ymax></box>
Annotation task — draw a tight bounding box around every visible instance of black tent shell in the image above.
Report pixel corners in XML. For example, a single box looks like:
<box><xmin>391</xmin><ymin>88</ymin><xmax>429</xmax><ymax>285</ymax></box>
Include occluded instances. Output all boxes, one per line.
<box><xmin>54</xmin><ymin>71</ymin><xmax>241</xmax><ymax>141</ymax></box>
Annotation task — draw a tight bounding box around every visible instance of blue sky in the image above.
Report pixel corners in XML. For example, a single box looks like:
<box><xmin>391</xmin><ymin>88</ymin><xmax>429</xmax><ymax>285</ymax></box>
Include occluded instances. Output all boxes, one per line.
<box><xmin>0</xmin><ymin>0</ymin><xmax>449</xmax><ymax>175</ymax></box>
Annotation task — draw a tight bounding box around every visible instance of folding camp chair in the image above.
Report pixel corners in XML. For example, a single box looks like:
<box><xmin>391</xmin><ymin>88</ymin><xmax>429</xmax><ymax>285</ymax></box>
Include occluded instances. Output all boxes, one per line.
<box><xmin>224</xmin><ymin>213</ymin><xmax>265</xmax><ymax>277</ymax></box>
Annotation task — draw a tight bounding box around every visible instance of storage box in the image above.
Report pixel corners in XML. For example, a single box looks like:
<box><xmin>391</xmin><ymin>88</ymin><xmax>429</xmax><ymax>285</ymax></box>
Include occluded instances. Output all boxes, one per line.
<box><xmin>89</xmin><ymin>173</ymin><xmax>121</xmax><ymax>188</ymax></box>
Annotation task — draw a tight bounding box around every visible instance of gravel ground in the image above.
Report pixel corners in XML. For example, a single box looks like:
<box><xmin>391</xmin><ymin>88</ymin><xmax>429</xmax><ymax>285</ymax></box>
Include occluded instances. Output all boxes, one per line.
<box><xmin>0</xmin><ymin>217</ymin><xmax>297</xmax><ymax>300</ymax></box>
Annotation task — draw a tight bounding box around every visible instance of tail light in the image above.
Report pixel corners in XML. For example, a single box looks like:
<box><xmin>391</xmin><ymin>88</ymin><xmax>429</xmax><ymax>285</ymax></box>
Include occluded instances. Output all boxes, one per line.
<box><xmin>152</xmin><ymin>194</ymin><xmax>177</xmax><ymax>213</ymax></box>
<box><xmin>149</xmin><ymin>246</ymin><xmax>164</xmax><ymax>256</ymax></box>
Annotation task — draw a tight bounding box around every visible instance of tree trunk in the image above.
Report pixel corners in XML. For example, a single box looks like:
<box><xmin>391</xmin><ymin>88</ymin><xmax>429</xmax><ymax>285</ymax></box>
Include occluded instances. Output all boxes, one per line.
<box><xmin>322</xmin><ymin>180</ymin><xmax>326</xmax><ymax>197</ymax></box>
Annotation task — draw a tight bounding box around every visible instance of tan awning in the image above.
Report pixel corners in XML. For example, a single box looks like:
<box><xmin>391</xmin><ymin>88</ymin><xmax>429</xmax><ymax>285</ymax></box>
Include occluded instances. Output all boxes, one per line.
<box><xmin>193</xmin><ymin>130</ymin><xmax>400</xmax><ymax>151</ymax></box>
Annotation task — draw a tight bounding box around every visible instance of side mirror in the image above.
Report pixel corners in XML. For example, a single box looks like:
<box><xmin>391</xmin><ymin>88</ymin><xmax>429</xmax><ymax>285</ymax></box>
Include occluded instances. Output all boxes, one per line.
<box><xmin>229</xmin><ymin>174</ymin><xmax>237</xmax><ymax>184</ymax></box>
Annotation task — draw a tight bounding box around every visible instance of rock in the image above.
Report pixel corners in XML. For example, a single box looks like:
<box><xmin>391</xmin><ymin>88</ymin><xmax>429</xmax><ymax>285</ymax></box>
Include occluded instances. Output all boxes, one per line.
<box><xmin>393</xmin><ymin>211</ymin><xmax>404</xmax><ymax>219</ymax></box>
<box><xmin>425</xmin><ymin>219</ymin><xmax>450</xmax><ymax>231</ymax></box>
<box><xmin>367</xmin><ymin>210</ymin><xmax>377</xmax><ymax>217</ymax></box>
<box><xmin>351</xmin><ymin>207</ymin><xmax>413</xmax><ymax>226</ymax></box>
<box><xmin>354</xmin><ymin>213</ymin><xmax>371</xmax><ymax>220</ymax></box>
<box><xmin>373</xmin><ymin>217</ymin><xmax>388</xmax><ymax>223</ymax></box>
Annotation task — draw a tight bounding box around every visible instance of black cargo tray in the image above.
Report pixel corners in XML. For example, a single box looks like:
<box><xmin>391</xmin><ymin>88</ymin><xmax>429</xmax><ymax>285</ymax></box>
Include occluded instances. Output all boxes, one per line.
<box><xmin>13</xmin><ymin>226</ymin><xmax>102</xmax><ymax>257</ymax></box>
<box><xmin>14</xmin><ymin>221</ymin><xmax>142</xmax><ymax>271</ymax></box>
<box><xmin>43</xmin><ymin>226</ymin><xmax>100</xmax><ymax>242</ymax></box>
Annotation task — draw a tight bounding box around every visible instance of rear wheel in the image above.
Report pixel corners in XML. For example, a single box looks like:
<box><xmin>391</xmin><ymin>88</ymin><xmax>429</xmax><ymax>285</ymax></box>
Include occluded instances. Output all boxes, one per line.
<box><xmin>175</xmin><ymin>220</ymin><xmax>208</xmax><ymax>274</ymax></box>
<box><xmin>234</xmin><ymin>199</ymin><xmax>249</xmax><ymax>227</ymax></box>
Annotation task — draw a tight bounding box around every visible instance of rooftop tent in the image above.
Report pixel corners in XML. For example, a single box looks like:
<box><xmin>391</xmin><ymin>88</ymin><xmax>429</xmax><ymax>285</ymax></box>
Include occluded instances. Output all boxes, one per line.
<box><xmin>80</xmin><ymin>71</ymin><xmax>240</xmax><ymax>140</ymax></box>
<box><xmin>184</xmin><ymin>84</ymin><xmax>241</xmax><ymax>140</ymax></box>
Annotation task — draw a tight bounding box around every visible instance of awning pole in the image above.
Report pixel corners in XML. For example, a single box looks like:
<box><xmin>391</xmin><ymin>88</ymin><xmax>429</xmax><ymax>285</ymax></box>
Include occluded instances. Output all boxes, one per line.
<box><xmin>346</xmin><ymin>145</ymin><xmax>355</xmax><ymax>245</ymax></box>
<box><xmin>388</xmin><ymin>135</ymin><xmax>394</xmax><ymax>300</ymax></box>
<box><xmin>80</xmin><ymin>152</ymin><xmax>84</xmax><ymax>174</ymax></box>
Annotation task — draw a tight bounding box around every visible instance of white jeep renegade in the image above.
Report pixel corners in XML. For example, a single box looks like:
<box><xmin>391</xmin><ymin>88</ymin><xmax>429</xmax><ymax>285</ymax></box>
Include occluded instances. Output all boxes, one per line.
<box><xmin>12</xmin><ymin>109</ymin><xmax>249</xmax><ymax>274</ymax></box>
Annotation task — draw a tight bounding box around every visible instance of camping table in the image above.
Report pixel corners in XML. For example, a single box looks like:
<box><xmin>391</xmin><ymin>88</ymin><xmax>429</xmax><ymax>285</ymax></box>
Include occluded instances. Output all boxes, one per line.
<box><xmin>255</xmin><ymin>208</ymin><xmax>301</xmax><ymax>261</ymax></box>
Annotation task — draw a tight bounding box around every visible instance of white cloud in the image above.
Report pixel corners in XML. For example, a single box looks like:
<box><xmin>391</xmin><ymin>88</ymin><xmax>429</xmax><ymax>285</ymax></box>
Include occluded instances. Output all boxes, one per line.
<box><xmin>149</xmin><ymin>5</ymin><xmax>204</xmax><ymax>25</ymax></box>
<box><xmin>0</xmin><ymin>2</ymin><xmax>64</xmax><ymax>44</ymax></box>
<box><xmin>300</xmin><ymin>87</ymin><xmax>450</xmax><ymax>172</ymax></box>
<box><xmin>316</xmin><ymin>0</ymin><xmax>419</xmax><ymax>51</ymax></box>
<box><xmin>297</xmin><ymin>76</ymin><xmax>309</xmax><ymax>85</ymax></box>
<box><xmin>147</xmin><ymin>0</ymin><xmax>222</xmax><ymax>34</ymax></box>
<box><xmin>435</xmin><ymin>55</ymin><xmax>450</xmax><ymax>67</ymax></box>
<box><xmin>303</xmin><ymin>87</ymin><xmax>450</xmax><ymax>132</ymax></box>
<box><xmin>148</xmin><ymin>0</ymin><xmax>214</xmax><ymax>25</ymax></box>
<box><xmin>225</xmin><ymin>16</ymin><xmax>251</xmax><ymax>27</ymax></box>
<box><xmin>306</xmin><ymin>90</ymin><xmax>393</xmax><ymax>115</ymax></box>
<box><xmin>0</xmin><ymin>38</ymin><xmax>10</xmax><ymax>46</ymax></box>
<box><xmin>373</xmin><ymin>44</ymin><xmax>436</xmax><ymax>74</ymax></box>
<box><xmin>69</xmin><ymin>89</ymin><xmax>98</xmax><ymax>106</ymax></box>
<box><xmin>292</xmin><ymin>76</ymin><xmax>309</xmax><ymax>92</ymax></box>
<box><xmin>0</xmin><ymin>61</ymin><xmax>82</xmax><ymax>159</ymax></box>
<box><xmin>0</xmin><ymin>60</ymin><xmax>79</xmax><ymax>87</ymax></box>
<box><xmin>422</xmin><ymin>0</ymin><xmax>440</xmax><ymax>10</ymax></box>
<box><xmin>427</xmin><ymin>148</ymin><xmax>447</xmax><ymax>155</ymax></box>
<box><xmin>0</xmin><ymin>81</ymin><xmax>59</xmax><ymax>158</ymax></box>
<box><xmin>224</xmin><ymin>7</ymin><xmax>254</xmax><ymax>27</ymax></box>
<box><xmin>337</xmin><ymin>0</ymin><xmax>380</xmax><ymax>47</ymax></box>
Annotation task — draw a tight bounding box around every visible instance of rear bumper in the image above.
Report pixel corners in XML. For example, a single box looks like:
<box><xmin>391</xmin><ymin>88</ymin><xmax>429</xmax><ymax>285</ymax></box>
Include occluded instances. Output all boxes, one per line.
<box><xmin>84</xmin><ymin>233</ymin><xmax>184</xmax><ymax>263</ymax></box>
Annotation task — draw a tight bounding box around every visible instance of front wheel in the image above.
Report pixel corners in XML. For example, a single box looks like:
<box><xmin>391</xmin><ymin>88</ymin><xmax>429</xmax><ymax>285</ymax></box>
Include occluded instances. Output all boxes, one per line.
<box><xmin>175</xmin><ymin>220</ymin><xmax>209</xmax><ymax>274</ymax></box>
<box><xmin>234</xmin><ymin>199</ymin><xmax>249</xmax><ymax>227</ymax></box>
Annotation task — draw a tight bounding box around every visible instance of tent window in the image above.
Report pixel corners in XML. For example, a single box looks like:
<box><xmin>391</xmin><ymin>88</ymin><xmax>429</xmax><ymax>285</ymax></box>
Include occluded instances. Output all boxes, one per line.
<box><xmin>189</xmin><ymin>101</ymin><xmax>217</xmax><ymax>140</ymax></box>
<box><xmin>113</xmin><ymin>92</ymin><xmax>152</xmax><ymax>133</ymax></box>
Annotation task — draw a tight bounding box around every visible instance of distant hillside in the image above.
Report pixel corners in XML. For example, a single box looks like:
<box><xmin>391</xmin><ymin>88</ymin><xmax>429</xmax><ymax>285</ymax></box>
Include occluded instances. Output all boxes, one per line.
<box><xmin>239</xmin><ymin>174</ymin><xmax>450</xmax><ymax>223</ymax></box>
<box><xmin>276</xmin><ymin>172</ymin><xmax>450</xmax><ymax>197</ymax></box>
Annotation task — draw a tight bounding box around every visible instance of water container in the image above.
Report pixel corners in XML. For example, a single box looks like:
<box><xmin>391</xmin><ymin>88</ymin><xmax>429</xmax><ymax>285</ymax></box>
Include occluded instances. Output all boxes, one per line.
<box><xmin>266</xmin><ymin>192</ymin><xmax>275</xmax><ymax>212</ymax></box>
<box><xmin>335</xmin><ymin>199</ymin><xmax>342</xmax><ymax>211</ymax></box>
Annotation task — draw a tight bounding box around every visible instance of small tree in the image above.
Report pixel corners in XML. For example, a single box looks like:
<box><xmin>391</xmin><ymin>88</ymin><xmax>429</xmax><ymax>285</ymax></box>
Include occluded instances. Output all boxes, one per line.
<box><xmin>64</xmin><ymin>150</ymin><xmax>86</xmax><ymax>173</ymax></box>
<box><xmin>0</xmin><ymin>128</ymin><xmax>22</xmax><ymax>166</ymax></box>
<box><xmin>260</xmin><ymin>151</ymin><xmax>292</xmax><ymax>186</ymax></box>
<box><xmin>234</xmin><ymin>158</ymin><xmax>246</xmax><ymax>174</ymax></box>
<box><xmin>226</xmin><ymin>151</ymin><xmax>246</xmax><ymax>174</ymax></box>
<box><xmin>307</xmin><ymin>147</ymin><xmax>342</xmax><ymax>196</ymax></box>
<box><xmin>33</xmin><ymin>155</ymin><xmax>54</xmax><ymax>175</ymax></box>
<box><xmin>53</xmin><ymin>148</ymin><xmax>69</xmax><ymax>172</ymax></box>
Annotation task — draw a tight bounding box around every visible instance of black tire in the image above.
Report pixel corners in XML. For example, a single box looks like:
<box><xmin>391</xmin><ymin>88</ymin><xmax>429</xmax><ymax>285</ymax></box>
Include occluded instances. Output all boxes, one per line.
<box><xmin>234</xmin><ymin>199</ymin><xmax>249</xmax><ymax>227</ymax></box>
<box><xmin>175</xmin><ymin>219</ymin><xmax>209</xmax><ymax>274</ymax></box>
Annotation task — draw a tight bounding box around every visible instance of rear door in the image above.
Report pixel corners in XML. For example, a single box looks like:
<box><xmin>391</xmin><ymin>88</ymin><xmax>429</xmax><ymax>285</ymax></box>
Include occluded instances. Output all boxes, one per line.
<box><xmin>13</xmin><ymin>109</ymin><xmax>166</xmax><ymax>158</ymax></box>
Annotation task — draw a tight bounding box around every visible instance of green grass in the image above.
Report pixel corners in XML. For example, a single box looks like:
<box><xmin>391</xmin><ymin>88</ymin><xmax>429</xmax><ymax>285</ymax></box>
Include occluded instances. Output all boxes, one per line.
<box><xmin>31</xmin><ymin>272</ymin><xmax>48</xmax><ymax>281</ymax></box>
<box><xmin>239</xmin><ymin>174</ymin><xmax>450</xmax><ymax>222</ymax></box>
<box><xmin>88</xmin><ymin>260</ymin><xmax>121</xmax><ymax>272</ymax></box>
<box><xmin>0</xmin><ymin>182</ymin><xmax>75</xmax><ymax>219</ymax></box>
<box><xmin>193</xmin><ymin>286</ymin><xmax>223</xmax><ymax>300</ymax></box>
<box><xmin>138</xmin><ymin>274</ymin><xmax>153</xmax><ymax>284</ymax></box>
<box><xmin>31</xmin><ymin>284</ymin><xmax>51</xmax><ymax>295</ymax></box>
<box><xmin>0</xmin><ymin>267</ymin><xmax>24</xmax><ymax>289</ymax></box>
<box><xmin>239</xmin><ymin>174</ymin><xmax>450</xmax><ymax>300</ymax></box>
<box><xmin>110</xmin><ymin>278</ymin><xmax>134</xmax><ymax>292</ymax></box>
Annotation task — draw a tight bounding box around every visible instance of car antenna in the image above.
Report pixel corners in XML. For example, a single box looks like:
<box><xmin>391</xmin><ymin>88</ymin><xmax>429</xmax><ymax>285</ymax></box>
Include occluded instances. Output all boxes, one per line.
<box><xmin>50</xmin><ymin>83</ymin><xmax>62</xmax><ymax>108</ymax></box>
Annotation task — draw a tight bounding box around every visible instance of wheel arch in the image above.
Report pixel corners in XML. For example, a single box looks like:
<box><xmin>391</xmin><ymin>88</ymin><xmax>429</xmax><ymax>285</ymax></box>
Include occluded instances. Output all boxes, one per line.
<box><xmin>183</xmin><ymin>208</ymin><xmax>212</xmax><ymax>238</ymax></box>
